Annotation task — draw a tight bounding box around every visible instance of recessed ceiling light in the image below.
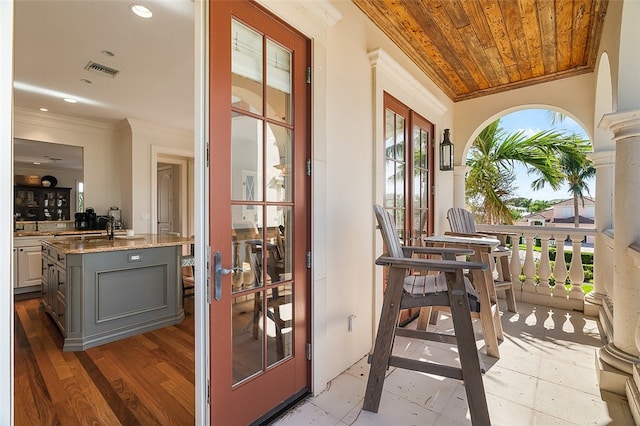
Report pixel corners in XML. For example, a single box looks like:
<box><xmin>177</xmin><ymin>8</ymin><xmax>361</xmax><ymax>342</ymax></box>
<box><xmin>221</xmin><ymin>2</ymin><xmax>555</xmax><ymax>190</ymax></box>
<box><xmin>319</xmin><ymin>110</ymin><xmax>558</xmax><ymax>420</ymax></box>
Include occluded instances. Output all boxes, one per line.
<box><xmin>80</xmin><ymin>79</ymin><xmax>92</xmax><ymax>84</ymax></box>
<box><xmin>101</xmin><ymin>50</ymin><xmax>115</xmax><ymax>57</ymax></box>
<box><xmin>63</xmin><ymin>98</ymin><xmax>78</xmax><ymax>103</ymax></box>
<box><xmin>130</xmin><ymin>4</ymin><xmax>152</xmax><ymax>18</ymax></box>
<box><xmin>39</xmin><ymin>107</ymin><xmax>48</xmax><ymax>112</ymax></box>
<box><xmin>33</xmin><ymin>162</ymin><xmax>41</xmax><ymax>165</ymax></box>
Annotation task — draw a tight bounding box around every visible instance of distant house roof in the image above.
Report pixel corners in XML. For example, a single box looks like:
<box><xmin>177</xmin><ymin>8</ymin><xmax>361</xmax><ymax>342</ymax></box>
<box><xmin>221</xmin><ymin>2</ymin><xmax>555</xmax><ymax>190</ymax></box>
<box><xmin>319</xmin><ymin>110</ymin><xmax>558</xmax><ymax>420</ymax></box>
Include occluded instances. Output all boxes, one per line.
<box><xmin>521</xmin><ymin>197</ymin><xmax>596</xmax><ymax>221</ymax></box>
<box><xmin>553</xmin><ymin>215</ymin><xmax>594</xmax><ymax>224</ymax></box>
<box><xmin>548</xmin><ymin>196</ymin><xmax>595</xmax><ymax>208</ymax></box>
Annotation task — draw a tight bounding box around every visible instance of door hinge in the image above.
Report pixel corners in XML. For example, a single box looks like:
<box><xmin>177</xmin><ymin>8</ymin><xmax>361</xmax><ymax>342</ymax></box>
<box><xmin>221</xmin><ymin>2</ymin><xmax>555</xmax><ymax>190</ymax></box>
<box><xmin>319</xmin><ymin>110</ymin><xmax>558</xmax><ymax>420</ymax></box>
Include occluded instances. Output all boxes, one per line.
<box><xmin>431</xmin><ymin>185</ymin><xmax>435</xmax><ymax>195</ymax></box>
<box><xmin>206</xmin><ymin>142</ymin><xmax>209</xmax><ymax>168</ymax></box>
<box><xmin>306</xmin><ymin>159</ymin><xmax>312</xmax><ymax>176</ymax></box>
<box><xmin>306</xmin><ymin>251</ymin><xmax>312</xmax><ymax>269</ymax></box>
<box><xmin>306</xmin><ymin>66</ymin><xmax>311</xmax><ymax>84</ymax></box>
<box><xmin>206</xmin><ymin>245</ymin><xmax>211</xmax><ymax>303</ymax></box>
<box><xmin>306</xmin><ymin>343</ymin><xmax>312</xmax><ymax>361</ymax></box>
<box><xmin>207</xmin><ymin>379</ymin><xmax>210</xmax><ymax>405</ymax></box>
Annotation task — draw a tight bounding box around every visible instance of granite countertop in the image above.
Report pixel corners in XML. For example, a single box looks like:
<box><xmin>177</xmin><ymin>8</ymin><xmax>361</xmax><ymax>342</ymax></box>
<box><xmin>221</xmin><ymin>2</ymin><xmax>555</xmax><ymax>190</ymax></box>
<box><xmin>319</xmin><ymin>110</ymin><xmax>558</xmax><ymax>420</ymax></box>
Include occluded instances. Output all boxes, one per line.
<box><xmin>42</xmin><ymin>234</ymin><xmax>193</xmax><ymax>254</ymax></box>
<box><xmin>14</xmin><ymin>229</ymin><xmax>119</xmax><ymax>238</ymax></box>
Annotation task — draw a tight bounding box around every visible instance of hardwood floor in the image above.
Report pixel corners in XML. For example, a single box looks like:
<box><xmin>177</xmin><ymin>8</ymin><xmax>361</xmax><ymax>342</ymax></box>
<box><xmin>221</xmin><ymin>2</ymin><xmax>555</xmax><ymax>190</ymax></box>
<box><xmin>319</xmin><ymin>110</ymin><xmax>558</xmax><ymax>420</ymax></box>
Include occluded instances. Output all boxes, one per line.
<box><xmin>14</xmin><ymin>297</ymin><xmax>195</xmax><ymax>425</ymax></box>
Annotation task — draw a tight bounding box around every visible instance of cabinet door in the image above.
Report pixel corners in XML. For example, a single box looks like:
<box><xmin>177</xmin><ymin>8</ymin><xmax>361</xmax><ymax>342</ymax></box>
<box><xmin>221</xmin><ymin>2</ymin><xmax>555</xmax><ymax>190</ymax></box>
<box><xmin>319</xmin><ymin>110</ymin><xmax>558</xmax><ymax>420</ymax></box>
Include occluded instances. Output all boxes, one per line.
<box><xmin>17</xmin><ymin>246</ymin><xmax>43</xmax><ymax>287</ymax></box>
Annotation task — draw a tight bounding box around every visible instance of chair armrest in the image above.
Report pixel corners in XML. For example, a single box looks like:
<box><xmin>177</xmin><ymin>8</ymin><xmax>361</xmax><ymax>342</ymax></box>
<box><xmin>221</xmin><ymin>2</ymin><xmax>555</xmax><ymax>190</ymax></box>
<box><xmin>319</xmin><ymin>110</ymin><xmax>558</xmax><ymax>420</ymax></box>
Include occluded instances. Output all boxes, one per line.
<box><xmin>402</xmin><ymin>246</ymin><xmax>475</xmax><ymax>257</ymax></box>
<box><xmin>376</xmin><ymin>255</ymin><xmax>487</xmax><ymax>273</ymax></box>
<box><xmin>474</xmin><ymin>230</ymin><xmax>518</xmax><ymax>238</ymax></box>
<box><xmin>444</xmin><ymin>231</ymin><xmax>494</xmax><ymax>239</ymax></box>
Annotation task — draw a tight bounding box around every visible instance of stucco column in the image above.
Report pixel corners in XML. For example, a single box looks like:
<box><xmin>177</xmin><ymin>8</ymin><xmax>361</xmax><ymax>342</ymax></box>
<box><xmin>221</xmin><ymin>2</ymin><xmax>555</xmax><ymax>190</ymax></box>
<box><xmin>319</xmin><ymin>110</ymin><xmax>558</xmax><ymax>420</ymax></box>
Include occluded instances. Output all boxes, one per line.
<box><xmin>598</xmin><ymin>110</ymin><xmax>640</xmax><ymax>378</ymax></box>
<box><xmin>453</xmin><ymin>165</ymin><xmax>468</xmax><ymax>208</ymax></box>
<box><xmin>584</xmin><ymin>150</ymin><xmax>615</xmax><ymax>316</ymax></box>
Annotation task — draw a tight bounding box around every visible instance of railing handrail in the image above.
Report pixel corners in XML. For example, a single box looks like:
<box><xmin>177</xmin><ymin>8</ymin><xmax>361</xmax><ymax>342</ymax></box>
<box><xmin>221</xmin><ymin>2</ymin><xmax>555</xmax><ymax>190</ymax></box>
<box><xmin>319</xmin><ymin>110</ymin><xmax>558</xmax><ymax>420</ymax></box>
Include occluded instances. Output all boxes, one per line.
<box><xmin>476</xmin><ymin>224</ymin><xmax>597</xmax><ymax>239</ymax></box>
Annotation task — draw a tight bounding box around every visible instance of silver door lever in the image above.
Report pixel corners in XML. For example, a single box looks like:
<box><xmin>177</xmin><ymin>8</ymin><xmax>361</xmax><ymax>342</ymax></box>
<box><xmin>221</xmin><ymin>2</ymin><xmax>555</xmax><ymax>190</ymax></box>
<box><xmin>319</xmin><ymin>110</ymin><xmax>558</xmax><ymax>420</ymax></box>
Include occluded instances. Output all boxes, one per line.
<box><xmin>213</xmin><ymin>251</ymin><xmax>241</xmax><ymax>301</ymax></box>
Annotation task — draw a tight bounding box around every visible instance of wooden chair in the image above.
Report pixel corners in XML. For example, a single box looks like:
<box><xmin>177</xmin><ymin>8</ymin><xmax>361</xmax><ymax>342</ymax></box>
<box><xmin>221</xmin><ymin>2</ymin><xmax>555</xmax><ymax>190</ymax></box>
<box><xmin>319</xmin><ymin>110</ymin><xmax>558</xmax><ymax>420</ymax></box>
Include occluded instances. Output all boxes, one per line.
<box><xmin>447</xmin><ymin>207</ymin><xmax>518</xmax><ymax>313</ymax></box>
<box><xmin>249</xmin><ymin>252</ymin><xmax>291</xmax><ymax>360</ymax></box>
<box><xmin>169</xmin><ymin>232</ymin><xmax>195</xmax><ymax>300</ymax></box>
<box><xmin>364</xmin><ymin>205</ymin><xmax>490</xmax><ymax>425</ymax></box>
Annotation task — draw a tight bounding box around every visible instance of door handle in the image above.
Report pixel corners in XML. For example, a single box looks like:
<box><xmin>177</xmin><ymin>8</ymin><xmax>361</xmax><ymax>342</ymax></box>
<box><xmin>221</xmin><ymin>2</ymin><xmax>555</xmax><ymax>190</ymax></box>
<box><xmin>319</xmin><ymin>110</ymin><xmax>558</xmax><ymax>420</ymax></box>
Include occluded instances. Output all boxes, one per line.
<box><xmin>213</xmin><ymin>251</ymin><xmax>241</xmax><ymax>301</ymax></box>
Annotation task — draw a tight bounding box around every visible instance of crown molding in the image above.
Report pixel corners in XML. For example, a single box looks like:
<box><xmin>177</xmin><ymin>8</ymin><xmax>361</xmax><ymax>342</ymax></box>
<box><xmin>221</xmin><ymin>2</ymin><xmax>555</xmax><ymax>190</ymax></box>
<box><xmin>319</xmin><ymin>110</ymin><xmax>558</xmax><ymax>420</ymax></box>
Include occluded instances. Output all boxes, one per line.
<box><xmin>369</xmin><ymin>48</ymin><xmax>447</xmax><ymax>117</ymax></box>
<box><xmin>14</xmin><ymin>107</ymin><xmax>115</xmax><ymax>132</ymax></box>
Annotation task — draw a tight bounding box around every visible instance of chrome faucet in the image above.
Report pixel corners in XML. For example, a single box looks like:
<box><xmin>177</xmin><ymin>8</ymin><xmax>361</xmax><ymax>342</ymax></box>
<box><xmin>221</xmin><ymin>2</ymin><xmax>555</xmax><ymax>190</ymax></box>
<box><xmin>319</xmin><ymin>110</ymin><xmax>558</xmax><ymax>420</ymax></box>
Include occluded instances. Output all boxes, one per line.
<box><xmin>107</xmin><ymin>215</ymin><xmax>115</xmax><ymax>240</ymax></box>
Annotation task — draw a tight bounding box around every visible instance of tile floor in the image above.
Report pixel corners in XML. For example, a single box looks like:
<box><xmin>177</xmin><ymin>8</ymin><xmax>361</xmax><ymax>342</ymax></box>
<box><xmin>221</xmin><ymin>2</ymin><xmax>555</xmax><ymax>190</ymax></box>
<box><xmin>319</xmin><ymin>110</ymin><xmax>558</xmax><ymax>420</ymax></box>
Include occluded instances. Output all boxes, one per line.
<box><xmin>273</xmin><ymin>301</ymin><xmax>635</xmax><ymax>425</ymax></box>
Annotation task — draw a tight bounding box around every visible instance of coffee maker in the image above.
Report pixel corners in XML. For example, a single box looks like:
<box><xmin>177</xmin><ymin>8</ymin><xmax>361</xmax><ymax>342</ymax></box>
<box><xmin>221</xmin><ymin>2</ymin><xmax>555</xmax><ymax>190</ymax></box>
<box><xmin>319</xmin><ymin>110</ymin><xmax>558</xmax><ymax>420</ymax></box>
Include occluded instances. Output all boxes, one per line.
<box><xmin>75</xmin><ymin>208</ymin><xmax>97</xmax><ymax>229</ymax></box>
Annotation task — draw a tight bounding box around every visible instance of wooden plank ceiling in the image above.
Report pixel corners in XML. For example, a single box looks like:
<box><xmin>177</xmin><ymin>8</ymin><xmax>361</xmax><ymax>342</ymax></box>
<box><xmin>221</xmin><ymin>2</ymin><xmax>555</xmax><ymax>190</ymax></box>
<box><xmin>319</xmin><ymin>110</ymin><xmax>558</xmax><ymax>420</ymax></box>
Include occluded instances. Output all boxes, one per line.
<box><xmin>352</xmin><ymin>0</ymin><xmax>608</xmax><ymax>102</ymax></box>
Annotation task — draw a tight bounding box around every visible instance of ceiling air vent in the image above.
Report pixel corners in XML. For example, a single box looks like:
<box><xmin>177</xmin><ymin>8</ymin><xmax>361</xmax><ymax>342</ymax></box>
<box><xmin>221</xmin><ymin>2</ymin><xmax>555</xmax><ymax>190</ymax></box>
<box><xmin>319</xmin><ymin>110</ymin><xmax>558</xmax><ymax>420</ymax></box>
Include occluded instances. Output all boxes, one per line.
<box><xmin>84</xmin><ymin>61</ymin><xmax>120</xmax><ymax>78</ymax></box>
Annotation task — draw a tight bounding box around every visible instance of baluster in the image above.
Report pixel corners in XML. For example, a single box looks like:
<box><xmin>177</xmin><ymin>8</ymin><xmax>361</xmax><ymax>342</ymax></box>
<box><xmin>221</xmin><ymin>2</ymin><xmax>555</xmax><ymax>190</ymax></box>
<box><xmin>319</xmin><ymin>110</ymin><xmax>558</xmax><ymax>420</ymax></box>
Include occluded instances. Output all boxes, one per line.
<box><xmin>568</xmin><ymin>235</ymin><xmax>585</xmax><ymax>300</ymax></box>
<box><xmin>537</xmin><ymin>235</ymin><xmax>552</xmax><ymax>295</ymax></box>
<box><xmin>522</xmin><ymin>232</ymin><xmax>536</xmax><ymax>292</ymax></box>
<box><xmin>553</xmin><ymin>237</ymin><xmax>567</xmax><ymax>298</ymax></box>
<box><xmin>510</xmin><ymin>233</ymin><xmax>522</xmax><ymax>289</ymax></box>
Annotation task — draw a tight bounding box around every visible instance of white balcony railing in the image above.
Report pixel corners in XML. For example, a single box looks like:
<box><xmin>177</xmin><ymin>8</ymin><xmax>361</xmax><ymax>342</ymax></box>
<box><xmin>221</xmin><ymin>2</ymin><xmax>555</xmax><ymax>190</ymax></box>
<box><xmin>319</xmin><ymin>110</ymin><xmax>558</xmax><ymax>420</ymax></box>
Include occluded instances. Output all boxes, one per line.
<box><xmin>475</xmin><ymin>224</ymin><xmax>597</xmax><ymax>312</ymax></box>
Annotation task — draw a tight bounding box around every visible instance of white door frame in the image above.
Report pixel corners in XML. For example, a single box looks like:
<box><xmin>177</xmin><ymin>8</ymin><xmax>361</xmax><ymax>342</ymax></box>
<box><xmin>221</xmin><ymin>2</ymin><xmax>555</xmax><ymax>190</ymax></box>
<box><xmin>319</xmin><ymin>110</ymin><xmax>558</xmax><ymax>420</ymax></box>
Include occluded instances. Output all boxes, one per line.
<box><xmin>150</xmin><ymin>146</ymin><xmax>192</xmax><ymax>237</ymax></box>
<box><xmin>1</xmin><ymin>1</ymin><xmax>14</xmax><ymax>423</ymax></box>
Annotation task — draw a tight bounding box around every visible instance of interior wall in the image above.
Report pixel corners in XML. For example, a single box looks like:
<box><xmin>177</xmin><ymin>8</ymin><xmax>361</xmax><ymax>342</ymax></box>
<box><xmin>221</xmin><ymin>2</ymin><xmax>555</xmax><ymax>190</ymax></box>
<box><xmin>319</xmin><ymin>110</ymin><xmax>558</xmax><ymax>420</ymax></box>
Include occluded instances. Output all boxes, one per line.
<box><xmin>125</xmin><ymin>119</ymin><xmax>193</xmax><ymax>234</ymax></box>
<box><xmin>14</xmin><ymin>108</ymin><xmax>121</xmax><ymax>216</ymax></box>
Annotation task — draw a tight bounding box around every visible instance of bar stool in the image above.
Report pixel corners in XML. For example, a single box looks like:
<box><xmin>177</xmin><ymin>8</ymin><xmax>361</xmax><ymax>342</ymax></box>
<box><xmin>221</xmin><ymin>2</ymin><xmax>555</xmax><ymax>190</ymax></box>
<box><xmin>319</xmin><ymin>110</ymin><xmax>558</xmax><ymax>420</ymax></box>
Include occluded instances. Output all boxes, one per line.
<box><xmin>364</xmin><ymin>205</ymin><xmax>490</xmax><ymax>425</ymax></box>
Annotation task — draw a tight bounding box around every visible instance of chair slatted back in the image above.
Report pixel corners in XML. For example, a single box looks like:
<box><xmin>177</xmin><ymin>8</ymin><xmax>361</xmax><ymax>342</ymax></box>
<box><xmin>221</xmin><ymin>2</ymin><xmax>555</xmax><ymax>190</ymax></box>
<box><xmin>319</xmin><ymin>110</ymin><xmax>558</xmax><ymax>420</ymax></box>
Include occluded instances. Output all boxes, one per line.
<box><xmin>447</xmin><ymin>207</ymin><xmax>477</xmax><ymax>234</ymax></box>
<box><xmin>373</xmin><ymin>205</ymin><xmax>404</xmax><ymax>259</ymax></box>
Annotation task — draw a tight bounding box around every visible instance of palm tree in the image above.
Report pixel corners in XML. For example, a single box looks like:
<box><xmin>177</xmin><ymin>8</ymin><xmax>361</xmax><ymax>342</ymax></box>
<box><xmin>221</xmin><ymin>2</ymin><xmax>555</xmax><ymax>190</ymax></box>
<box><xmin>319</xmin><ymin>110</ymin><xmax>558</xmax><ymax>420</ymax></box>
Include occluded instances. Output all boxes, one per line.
<box><xmin>531</xmin><ymin>135</ymin><xmax>595</xmax><ymax>227</ymax></box>
<box><xmin>466</xmin><ymin>120</ymin><xmax>573</xmax><ymax>224</ymax></box>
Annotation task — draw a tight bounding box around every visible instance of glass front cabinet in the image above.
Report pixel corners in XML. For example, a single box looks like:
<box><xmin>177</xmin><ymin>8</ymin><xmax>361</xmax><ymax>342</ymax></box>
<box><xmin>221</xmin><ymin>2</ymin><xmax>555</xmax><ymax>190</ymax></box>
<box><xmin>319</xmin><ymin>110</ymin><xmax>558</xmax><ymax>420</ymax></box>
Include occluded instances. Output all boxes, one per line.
<box><xmin>14</xmin><ymin>185</ymin><xmax>71</xmax><ymax>221</ymax></box>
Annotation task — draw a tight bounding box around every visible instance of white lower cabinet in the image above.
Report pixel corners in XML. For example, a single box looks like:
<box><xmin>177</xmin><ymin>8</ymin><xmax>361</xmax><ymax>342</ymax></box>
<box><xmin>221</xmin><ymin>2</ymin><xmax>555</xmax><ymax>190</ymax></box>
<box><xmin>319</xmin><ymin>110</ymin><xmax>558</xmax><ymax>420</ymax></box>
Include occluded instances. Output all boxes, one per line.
<box><xmin>14</xmin><ymin>236</ymin><xmax>52</xmax><ymax>292</ymax></box>
<box><xmin>17</xmin><ymin>245</ymin><xmax>43</xmax><ymax>288</ymax></box>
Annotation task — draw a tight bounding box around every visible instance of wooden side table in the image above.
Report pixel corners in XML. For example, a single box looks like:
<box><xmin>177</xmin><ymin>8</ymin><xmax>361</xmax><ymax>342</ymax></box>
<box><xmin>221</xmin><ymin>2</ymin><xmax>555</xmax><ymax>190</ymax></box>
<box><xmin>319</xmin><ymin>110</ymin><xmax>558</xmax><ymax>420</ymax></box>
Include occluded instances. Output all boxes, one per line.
<box><xmin>424</xmin><ymin>235</ymin><xmax>504</xmax><ymax>358</ymax></box>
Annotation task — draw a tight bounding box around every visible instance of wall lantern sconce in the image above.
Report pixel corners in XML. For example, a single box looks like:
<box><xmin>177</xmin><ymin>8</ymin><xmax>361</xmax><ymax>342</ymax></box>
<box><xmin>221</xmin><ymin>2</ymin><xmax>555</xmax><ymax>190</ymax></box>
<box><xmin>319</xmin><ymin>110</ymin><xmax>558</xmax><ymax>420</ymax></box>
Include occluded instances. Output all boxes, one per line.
<box><xmin>440</xmin><ymin>128</ymin><xmax>454</xmax><ymax>171</ymax></box>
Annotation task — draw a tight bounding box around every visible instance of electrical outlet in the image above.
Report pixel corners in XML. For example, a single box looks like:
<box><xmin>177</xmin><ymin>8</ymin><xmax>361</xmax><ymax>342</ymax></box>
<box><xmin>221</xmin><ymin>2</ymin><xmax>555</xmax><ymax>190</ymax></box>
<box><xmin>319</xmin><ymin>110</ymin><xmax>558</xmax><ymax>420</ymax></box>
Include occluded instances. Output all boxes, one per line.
<box><xmin>348</xmin><ymin>314</ymin><xmax>357</xmax><ymax>332</ymax></box>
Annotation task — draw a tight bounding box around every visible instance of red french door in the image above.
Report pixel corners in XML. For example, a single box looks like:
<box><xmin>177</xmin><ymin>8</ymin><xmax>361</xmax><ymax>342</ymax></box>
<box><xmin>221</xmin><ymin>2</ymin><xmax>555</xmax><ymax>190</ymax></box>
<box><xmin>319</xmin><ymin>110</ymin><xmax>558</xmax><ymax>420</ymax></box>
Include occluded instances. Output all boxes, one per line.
<box><xmin>208</xmin><ymin>1</ymin><xmax>311</xmax><ymax>424</ymax></box>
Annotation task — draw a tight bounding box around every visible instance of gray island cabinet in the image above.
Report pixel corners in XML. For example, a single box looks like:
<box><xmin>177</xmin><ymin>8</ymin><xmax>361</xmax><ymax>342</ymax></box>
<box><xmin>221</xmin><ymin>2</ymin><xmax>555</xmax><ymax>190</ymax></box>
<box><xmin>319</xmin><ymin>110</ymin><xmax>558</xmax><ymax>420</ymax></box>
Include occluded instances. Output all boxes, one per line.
<box><xmin>41</xmin><ymin>234</ymin><xmax>191</xmax><ymax>351</ymax></box>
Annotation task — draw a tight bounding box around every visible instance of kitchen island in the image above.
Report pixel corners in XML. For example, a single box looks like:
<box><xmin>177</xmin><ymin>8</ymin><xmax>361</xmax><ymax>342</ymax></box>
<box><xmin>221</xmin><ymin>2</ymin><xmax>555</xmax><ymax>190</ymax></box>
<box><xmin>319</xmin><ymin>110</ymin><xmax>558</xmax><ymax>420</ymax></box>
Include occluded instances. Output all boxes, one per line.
<box><xmin>41</xmin><ymin>234</ymin><xmax>191</xmax><ymax>351</ymax></box>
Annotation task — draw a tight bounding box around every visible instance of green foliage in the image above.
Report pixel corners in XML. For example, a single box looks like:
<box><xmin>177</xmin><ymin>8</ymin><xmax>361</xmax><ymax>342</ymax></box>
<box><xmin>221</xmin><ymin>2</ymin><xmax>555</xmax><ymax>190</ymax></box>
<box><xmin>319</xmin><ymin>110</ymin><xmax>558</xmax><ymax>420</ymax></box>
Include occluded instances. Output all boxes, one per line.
<box><xmin>465</xmin><ymin>113</ymin><xmax>595</xmax><ymax>227</ymax></box>
<box><xmin>529</xmin><ymin>200</ymin><xmax>552</xmax><ymax>213</ymax></box>
<box><xmin>466</xmin><ymin>119</ymin><xmax>572</xmax><ymax>224</ymax></box>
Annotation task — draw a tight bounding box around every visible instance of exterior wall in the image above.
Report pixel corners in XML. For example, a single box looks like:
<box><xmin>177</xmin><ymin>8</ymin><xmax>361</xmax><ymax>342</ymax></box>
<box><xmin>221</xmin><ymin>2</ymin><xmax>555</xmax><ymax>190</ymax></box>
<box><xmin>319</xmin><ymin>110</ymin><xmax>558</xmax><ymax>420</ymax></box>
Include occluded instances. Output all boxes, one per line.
<box><xmin>454</xmin><ymin>73</ymin><xmax>596</xmax><ymax>162</ymax></box>
<box><xmin>258</xmin><ymin>0</ymin><xmax>455</xmax><ymax>390</ymax></box>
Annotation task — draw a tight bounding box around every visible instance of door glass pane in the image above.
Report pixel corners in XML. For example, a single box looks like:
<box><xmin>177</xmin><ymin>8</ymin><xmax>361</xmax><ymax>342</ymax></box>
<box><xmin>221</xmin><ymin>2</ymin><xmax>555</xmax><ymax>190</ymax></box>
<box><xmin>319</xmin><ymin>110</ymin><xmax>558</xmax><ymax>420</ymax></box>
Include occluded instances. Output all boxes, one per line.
<box><xmin>232</xmin><ymin>19</ymin><xmax>263</xmax><ymax>115</ymax></box>
<box><xmin>384</xmin><ymin>108</ymin><xmax>395</xmax><ymax>158</ymax></box>
<box><xmin>266</xmin><ymin>284</ymin><xmax>293</xmax><ymax>366</ymax></box>
<box><xmin>385</xmin><ymin>159</ymin><xmax>395</xmax><ymax>206</ymax></box>
<box><xmin>394</xmin><ymin>115</ymin><xmax>405</xmax><ymax>160</ymax></box>
<box><xmin>232</xmin><ymin>293</ymin><xmax>263</xmax><ymax>385</ymax></box>
<box><xmin>265</xmin><ymin>206</ymin><xmax>291</xmax><ymax>284</ymax></box>
<box><xmin>266</xmin><ymin>40</ymin><xmax>291</xmax><ymax>124</ymax></box>
<box><xmin>265</xmin><ymin>123</ymin><xmax>292</xmax><ymax>202</ymax></box>
<box><xmin>232</xmin><ymin>205</ymin><xmax>264</xmax><ymax>293</ymax></box>
<box><xmin>395</xmin><ymin>162</ymin><xmax>404</xmax><ymax>207</ymax></box>
<box><xmin>231</xmin><ymin>115</ymin><xmax>263</xmax><ymax>202</ymax></box>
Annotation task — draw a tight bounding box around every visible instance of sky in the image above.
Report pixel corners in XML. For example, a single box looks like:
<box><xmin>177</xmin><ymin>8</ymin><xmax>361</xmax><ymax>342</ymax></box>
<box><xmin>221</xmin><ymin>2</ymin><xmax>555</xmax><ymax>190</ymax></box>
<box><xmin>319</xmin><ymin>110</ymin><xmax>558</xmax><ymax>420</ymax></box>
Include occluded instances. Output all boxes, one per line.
<box><xmin>492</xmin><ymin>109</ymin><xmax>592</xmax><ymax>202</ymax></box>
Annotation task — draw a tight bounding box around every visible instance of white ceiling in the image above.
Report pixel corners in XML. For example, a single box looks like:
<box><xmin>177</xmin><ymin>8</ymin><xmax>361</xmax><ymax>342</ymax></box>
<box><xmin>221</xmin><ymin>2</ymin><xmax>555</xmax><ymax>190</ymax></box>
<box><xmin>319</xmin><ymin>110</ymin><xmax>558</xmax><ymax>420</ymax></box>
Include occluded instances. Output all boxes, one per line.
<box><xmin>13</xmin><ymin>0</ymin><xmax>195</xmax><ymax>133</ymax></box>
